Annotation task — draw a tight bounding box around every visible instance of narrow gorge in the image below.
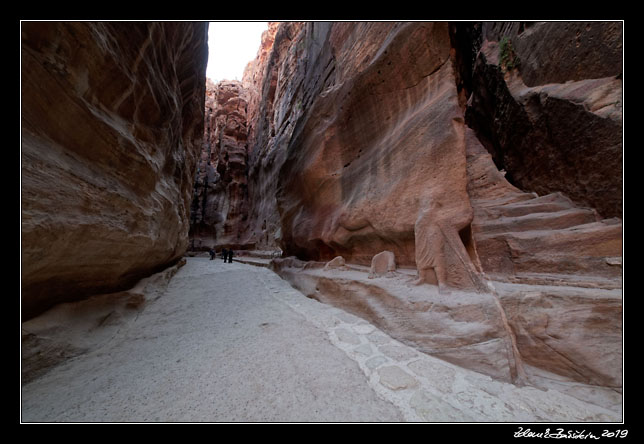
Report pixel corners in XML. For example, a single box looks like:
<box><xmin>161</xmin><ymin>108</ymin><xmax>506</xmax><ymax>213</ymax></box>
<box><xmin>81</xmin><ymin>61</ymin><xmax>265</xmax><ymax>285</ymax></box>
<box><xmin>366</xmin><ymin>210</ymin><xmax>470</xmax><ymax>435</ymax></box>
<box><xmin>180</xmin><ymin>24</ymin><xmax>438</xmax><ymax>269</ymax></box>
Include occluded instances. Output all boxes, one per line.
<box><xmin>21</xmin><ymin>21</ymin><xmax>623</xmax><ymax>422</ymax></box>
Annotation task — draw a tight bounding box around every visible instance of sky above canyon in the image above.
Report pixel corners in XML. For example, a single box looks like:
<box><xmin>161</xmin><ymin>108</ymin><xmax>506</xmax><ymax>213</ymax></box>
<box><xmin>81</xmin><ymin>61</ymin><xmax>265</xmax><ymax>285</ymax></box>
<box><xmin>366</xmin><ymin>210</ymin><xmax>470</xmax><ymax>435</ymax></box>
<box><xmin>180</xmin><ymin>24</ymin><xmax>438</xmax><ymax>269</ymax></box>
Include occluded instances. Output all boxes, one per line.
<box><xmin>207</xmin><ymin>21</ymin><xmax>268</xmax><ymax>82</ymax></box>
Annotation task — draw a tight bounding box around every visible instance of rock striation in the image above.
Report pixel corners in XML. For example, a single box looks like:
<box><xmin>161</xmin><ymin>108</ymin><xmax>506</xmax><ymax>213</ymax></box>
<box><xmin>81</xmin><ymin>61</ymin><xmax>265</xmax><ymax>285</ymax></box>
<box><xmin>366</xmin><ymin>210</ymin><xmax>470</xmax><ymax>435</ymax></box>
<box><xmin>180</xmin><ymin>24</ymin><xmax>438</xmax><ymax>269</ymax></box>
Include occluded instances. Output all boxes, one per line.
<box><xmin>242</xmin><ymin>22</ymin><xmax>305</xmax><ymax>251</ymax></box>
<box><xmin>465</xmin><ymin>126</ymin><xmax>622</xmax><ymax>389</ymax></box>
<box><xmin>21</xmin><ymin>22</ymin><xmax>208</xmax><ymax>320</ymax></box>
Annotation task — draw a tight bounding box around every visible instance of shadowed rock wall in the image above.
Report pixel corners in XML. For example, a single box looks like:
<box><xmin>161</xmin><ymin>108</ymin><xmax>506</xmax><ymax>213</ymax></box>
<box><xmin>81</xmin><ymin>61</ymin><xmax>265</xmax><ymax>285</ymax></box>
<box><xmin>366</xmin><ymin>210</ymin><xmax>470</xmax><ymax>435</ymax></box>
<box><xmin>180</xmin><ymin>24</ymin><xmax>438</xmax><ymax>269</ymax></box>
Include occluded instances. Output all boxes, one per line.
<box><xmin>465</xmin><ymin>22</ymin><xmax>622</xmax><ymax>218</ymax></box>
<box><xmin>21</xmin><ymin>22</ymin><xmax>208</xmax><ymax>319</ymax></box>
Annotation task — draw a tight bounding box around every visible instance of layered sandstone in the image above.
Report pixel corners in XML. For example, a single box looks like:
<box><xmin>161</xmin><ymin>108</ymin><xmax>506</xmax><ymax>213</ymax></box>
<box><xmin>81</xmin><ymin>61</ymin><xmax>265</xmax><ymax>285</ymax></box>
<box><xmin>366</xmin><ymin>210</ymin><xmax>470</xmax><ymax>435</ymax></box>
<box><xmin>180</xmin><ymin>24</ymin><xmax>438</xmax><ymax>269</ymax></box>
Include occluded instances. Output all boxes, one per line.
<box><xmin>460</xmin><ymin>24</ymin><xmax>623</xmax><ymax>389</ymax></box>
<box><xmin>189</xmin><ymin>79</ymin><xmax>251</xmax><ymax>250</ymax></box>
<box><xmin>20</xmin><ymin>20</ymin><xmax>624</xmax><ymax>418</ymax></box>
<box><xmin>465</xmin><ymin>126</ymin><xmax>622</xmax><ymax>389</ymax></box>
<box><xmin>21</xmin><ymin>22</ymin><xmax>208</xmax><ymax>319</ymax></box>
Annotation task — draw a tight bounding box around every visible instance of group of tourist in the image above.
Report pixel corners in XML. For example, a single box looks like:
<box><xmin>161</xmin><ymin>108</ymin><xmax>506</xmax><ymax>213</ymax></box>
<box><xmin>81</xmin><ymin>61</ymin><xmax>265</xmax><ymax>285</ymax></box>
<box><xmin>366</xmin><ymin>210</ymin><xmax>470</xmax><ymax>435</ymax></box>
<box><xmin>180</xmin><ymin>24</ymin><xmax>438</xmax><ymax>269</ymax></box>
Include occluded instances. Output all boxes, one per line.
<box><xmin>209</xmin><ymin>247</ymin><xmax>233</xmax><ymax>263</ymax></box>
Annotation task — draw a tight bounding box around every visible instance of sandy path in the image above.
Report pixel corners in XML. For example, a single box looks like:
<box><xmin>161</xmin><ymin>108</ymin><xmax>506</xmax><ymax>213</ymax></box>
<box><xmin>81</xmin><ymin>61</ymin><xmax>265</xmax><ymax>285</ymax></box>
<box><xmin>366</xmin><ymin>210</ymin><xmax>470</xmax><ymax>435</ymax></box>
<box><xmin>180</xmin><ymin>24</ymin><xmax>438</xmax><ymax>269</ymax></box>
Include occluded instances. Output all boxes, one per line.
<box><xmin>21</xmin><ymin>258</ymin><xmax>402</xmax><ymax>422</ymax></box>
<box><xmin>21</xmin><ymin>257</ymin><xmax>620</xmax><ymax>422</ymax></box>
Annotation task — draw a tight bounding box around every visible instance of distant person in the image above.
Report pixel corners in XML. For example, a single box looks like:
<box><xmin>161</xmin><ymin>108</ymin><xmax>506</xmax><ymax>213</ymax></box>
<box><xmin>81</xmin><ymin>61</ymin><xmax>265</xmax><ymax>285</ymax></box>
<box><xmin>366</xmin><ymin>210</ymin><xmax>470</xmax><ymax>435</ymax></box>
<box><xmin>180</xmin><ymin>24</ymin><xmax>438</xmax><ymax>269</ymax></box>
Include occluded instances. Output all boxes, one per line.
<box><xmin>221</xmin><ymin>248</ymin><xmax>228</xmax><ymax>261</ymax></box>
<box><xmin>208</xmin><ymin>248</ymin><xmax>215</xmax><ymax>260</ymax></box>
<box><xmin>227</xmin><ymin>249</ymin><xmax>233</xmax><ymax>263</ymax></box>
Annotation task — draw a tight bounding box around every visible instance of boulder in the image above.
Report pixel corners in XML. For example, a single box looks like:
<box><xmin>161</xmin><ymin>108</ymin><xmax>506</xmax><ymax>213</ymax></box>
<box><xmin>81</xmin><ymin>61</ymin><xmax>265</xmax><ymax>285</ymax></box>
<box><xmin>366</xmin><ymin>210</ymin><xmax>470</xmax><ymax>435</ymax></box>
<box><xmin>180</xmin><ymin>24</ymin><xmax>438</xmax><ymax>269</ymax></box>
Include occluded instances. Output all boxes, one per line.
<box><xmin>323</xmin><ymin>256</ymin><xmax>346</xmax><ymax>271</ymax></box>
<box><xmin>368</xmin><ymin>251</ymin><xmax>396</xmax><ymax>278</ymax></box>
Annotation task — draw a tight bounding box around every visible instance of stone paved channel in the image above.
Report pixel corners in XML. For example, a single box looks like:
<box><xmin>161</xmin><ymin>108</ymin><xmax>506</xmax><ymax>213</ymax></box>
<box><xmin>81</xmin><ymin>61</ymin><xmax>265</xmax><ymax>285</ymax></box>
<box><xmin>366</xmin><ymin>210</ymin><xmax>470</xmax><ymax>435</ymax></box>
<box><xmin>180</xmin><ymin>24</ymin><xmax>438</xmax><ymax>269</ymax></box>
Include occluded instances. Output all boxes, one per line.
<box><xmin>21</xmin><ymin>257</ymin><xmax>619</xmax><ymax>422</ymax></box>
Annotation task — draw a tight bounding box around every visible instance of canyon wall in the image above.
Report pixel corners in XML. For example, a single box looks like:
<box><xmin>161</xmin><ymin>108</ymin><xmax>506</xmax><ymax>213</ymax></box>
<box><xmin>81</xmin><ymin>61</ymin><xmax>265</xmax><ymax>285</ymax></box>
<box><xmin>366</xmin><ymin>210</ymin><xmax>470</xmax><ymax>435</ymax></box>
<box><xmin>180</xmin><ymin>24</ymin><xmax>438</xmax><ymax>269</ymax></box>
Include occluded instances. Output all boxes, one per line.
<box><xmin>239</xmin><ymin>23</ymin><xmax>481</xmax><ymax>292</ymax></box>
<box><xmin>189</xmin><ymin>79</ymin><xmax>251</xmax><ymax>250</ymax></box>
<box><xmin>21</xmin><ymin>22</ymin><xmax>208</xmax><ymax>320</ymax></box>
<box><xmin>224</xmin><ymin>21</ymin><xmax>622</xmax><ymax>395</ymax></box>
<box><xmin>234</xmin><ymin>20</ymin><xmax>622</xmax><ymax>284</ymax></box>
<box><xmin>465</xmin><ymin>22</ymin><xmax>623</xmax><ymax>218</ymax></box>
<box><xmin>242</xmin><ymin>22</ymin><xmax>304</xmax><ymax>251</ymax></box>
<box><xmin>21</xmin><ymin>20</ymin><xmax>623</xmax><ymax>413</ymax></box>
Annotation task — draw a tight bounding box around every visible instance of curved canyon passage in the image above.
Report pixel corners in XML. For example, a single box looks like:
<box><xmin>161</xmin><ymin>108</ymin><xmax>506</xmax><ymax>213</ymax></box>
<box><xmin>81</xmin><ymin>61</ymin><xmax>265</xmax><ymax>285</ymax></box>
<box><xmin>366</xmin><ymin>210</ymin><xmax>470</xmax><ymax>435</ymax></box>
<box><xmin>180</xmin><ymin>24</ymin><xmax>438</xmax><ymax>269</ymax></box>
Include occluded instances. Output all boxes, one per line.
<box><xmin>21</xmin><ymin>21</ymin><xmax>622</xmax><ymax>423</ymax></box>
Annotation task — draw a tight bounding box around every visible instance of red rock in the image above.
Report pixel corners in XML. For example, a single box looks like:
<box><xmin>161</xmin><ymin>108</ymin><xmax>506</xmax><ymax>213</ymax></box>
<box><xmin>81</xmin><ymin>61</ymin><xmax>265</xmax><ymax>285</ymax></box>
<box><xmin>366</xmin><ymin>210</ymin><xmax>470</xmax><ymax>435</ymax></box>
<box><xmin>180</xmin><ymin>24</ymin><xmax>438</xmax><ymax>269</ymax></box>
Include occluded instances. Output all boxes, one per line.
<box><xmin>323</xmin><ymin>256</ymin><xmax>346</xmax><ymax>271</ymax></box>
<box><xmin>21</xmin><ymin>22</ymin><xmax>208</xmax><ymax>320</ymax></box>
<box><xmin>465</xmin><ymin>125</ymin><xmax>622</xmax><ymax>387</ymax></box>
<box><xmin>240</xmin><ymin>22</ymin><xmax>488</xmax><ymax>293</ymax></box>
<box><xmin>22</xmin><ymin>20</ymin><xmax>621</xmax><ymax>400</ymax></box>
<box><xmin>465</xmin><ymin>126</ymin><xmax>622</xmax><ymax>284</ymax></box>
<box><xmin>189</xmin><ymin>79</ymin><xmax>251</xmax><ymax>250</ymax></box>
<box><xmin>241</xmin><ymin>22</ymin><xmax>305</xmax><ymax>251</ymax></box>
<box><xmin>272</xmin><ymin>257</ymin><xmax>519</xmax><ymax>383</ymax></box>
<box><xmin>368</xmin><ymin>251</ymin><xmax>396</xmax><ymax>278</ymax></box>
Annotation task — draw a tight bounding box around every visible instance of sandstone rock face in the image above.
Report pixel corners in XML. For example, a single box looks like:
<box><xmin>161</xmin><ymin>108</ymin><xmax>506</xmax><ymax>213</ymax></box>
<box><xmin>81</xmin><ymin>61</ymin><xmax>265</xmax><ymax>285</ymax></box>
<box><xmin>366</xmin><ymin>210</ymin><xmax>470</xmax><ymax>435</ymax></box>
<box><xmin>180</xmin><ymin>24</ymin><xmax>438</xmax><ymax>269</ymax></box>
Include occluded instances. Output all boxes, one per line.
<box><xmin>21</xmin><ymin>22</ymin><xmax>208</xmax><ymax>319</ymax></box>
<box><xmin>465</xmin><ymin>125</ymin><xmax>622</xmax><ymax>389</ymax></box>
<box><xmin>241</xmin><ymin>22</ymin><xmax>486</xmax><ymax>292</ymax></box>
<box><xmin>189</xmin><ymin>79</ymin><xmax>251</xmax><ymax>250</ymax></box>
<box><xmin>242</xmin><ymin>22</ymin><xmax>305</xmax><ymax>251</ymax></box>
<box><xmin>465</xmin><ymin>22</ymin><xmax>623</xmax><ymax>218</ymax></box>
<box><xmin>323</xmin><ymin>256</ymin><xmax>346</xmax><ymax>271</ymax></box>
<box><xmin>272</xmin><ymin>257</ymin><xmax>522</xmax><ymax>383</ymax></box>
<box><xmin>465</xmin><ymin>127</ymin><xmax>622</xmax><ymax>284</ymax></box>
<box><xmin>482</xmin><ymin>22</ymin><xmax>623</xmax><ymax>87</ymax></box>
<box><xmin>20</xmin><ymin>20</ymin><xmax>623</xmax><ymax>417</ymax></box>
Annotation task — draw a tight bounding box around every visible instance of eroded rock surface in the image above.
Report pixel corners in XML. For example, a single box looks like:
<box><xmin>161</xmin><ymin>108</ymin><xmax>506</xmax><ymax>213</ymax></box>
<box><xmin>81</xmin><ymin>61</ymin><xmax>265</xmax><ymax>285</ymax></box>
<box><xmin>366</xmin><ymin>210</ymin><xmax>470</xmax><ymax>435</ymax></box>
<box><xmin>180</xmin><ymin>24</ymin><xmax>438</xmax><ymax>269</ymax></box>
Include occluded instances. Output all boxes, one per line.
<box><xmin>23</xmin><ymin>21</ymin><xmax>623</xmax><ymax>420</ymax></box>
<box><xmin>22</xmin><ymin>259</ymin><xmax>186</xmax><ymax>384</ymax></box>
<box><xmin>21</xmin><ymin>22</ymin><xmax>208</xmax><ymax>319</ymax></box>
<box><xmin>272</xmin><ymin>256</ymin><xmax>521</xmax><ymax>383</ymax></box>
<box><xmin>465</xmin><ymin>126</ymin><xmax>622</xmax><ymax>390</ymax></box>
<box><xmin>22</xmin><ymin>258</ymin><xmax>620</xmax><ymax>421</ymax></box>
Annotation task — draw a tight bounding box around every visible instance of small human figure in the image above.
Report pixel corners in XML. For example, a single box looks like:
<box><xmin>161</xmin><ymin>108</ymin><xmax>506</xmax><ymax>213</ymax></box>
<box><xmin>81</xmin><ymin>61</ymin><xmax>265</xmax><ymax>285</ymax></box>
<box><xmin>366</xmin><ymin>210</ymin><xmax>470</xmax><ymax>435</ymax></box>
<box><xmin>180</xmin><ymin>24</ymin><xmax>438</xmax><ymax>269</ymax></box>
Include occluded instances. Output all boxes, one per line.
<box><xmin>221</xmin><ymin>248</ymin><xmax>228</xmax><ymax>261</ymax></box>
<box><xmin>227</xmin><ymin>249</ymin><xmax>233</xmax><ymax>263</ymax></box>
<box><xmin>208</xmin><ymin>248</ymin><xmax>215</xmax><ymax>260</ymax></box>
